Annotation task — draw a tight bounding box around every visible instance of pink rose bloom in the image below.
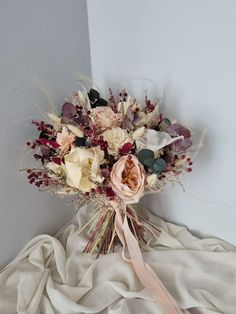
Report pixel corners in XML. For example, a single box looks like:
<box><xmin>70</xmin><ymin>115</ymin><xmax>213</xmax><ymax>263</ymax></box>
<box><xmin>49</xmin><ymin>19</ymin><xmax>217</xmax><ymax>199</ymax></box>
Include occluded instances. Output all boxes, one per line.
<box><xmin>91</xmin><ymin>106</ymin><xmax>121</xmax><ymax>130</ymax></box>
<box><xmin>56</xmin><ymin>127</ymin><xmax>75</xmax><ymax>153</ymax></box>
<box><xmin>110</xmin><ymin>155</ymin><xmax>145</xmax><ymax>204</ymax></box>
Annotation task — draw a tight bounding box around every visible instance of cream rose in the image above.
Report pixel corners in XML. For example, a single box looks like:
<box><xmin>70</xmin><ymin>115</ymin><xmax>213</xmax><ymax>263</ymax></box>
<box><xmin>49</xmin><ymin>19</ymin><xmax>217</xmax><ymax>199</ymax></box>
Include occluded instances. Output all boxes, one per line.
<box><xmin>102</xmin><ymin>127</ymin><xmax>132</xmax><ymax>157</ymax></box>
<box><xmin>64</xmin><ymin>147</ymin><xmax>104</xmax><ymax>192</ymax></box>
<box><xmin>110</xmin><ymin>155</ymin><xmax>145</xmax><ymax>204</ymax></box>
<box><xmin>91</xmin><ymin>106</ymin><xmax>121</xmax><ymax>130</ymax></box>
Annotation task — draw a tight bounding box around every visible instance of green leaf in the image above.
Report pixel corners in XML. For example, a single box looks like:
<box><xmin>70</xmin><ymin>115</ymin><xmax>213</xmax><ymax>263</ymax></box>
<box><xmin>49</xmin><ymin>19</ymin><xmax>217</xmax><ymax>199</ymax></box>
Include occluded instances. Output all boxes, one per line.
<box><xmin>143</xmin><ymin>157</ymin><xmax>155</xmax><ymax>168</ymax></box>
<box><xmin>138</xmin><ymin>149</ymin><xmax>154</xmax><ymax>164</ymax></box>
<box><xmin>163</xmin><ymin>118</ymin><xmax>171</xmax><ymax>125</ymax></box>
<box><xmin>152</xmin><ymin>158</ymin><xmax>167</xmax><ymax>173</ymax></box>
<box><xmin>74</xmin><ymin>137</ymin><xmax>87</xmax><ymax>147</ymax></box>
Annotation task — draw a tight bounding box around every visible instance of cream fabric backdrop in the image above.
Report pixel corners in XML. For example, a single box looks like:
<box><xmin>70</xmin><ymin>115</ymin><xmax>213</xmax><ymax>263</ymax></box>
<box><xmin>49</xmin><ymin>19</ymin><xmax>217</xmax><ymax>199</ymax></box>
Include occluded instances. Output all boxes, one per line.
<box><xmin>0</xmin><ymin>204</ymin><xmax>235</xmax><ymax>314</ymax></box>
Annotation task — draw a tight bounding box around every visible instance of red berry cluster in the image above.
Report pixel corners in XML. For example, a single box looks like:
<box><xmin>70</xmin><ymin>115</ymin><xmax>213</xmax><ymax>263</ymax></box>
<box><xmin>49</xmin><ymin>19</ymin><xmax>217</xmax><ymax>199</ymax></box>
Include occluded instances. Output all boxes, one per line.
<box><xmin>181</xmin><ymin>155</ymin><xmax>193</xmax><ymax>172</ymax></box>
<box><xmin>186</xmin><ymin>157</ymin><xmax>193</xmax><ymax>172</ymax></box>
<box><xmin>26</xmin><ymin>141</ymin><xmax>36</xmax><ymax>149</ymax></box>
<box><xmin>96</xmin><ymin>186</ymin><xmax>116</xmax><ymax>200</ymax></box>
<box><xmin>83</xmin><ymin>126</ymin><xmax>94</xmax><ymax>137</ymax></box>
<box><xmin>26</xmin><ymin>169</ymin><xmax>50</xmax><ymax>188</ymax></box>
<box><xmin>32</xmin><ymin>120</ymin><xmax>54</xmax><ymax>133</ymax></box>
<box><xmin>91</xmin><ymin>136</ymin><xmax>108</xmax><ymax>151</ymax></box>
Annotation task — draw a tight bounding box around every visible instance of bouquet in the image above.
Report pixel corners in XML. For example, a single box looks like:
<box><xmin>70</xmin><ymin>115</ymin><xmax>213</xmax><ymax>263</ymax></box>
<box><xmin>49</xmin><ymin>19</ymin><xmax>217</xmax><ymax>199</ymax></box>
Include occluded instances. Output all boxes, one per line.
<box><xmin>22</xmin><ymin>87</ymin><xmax>193</xmax><ymax>313</ymax></box>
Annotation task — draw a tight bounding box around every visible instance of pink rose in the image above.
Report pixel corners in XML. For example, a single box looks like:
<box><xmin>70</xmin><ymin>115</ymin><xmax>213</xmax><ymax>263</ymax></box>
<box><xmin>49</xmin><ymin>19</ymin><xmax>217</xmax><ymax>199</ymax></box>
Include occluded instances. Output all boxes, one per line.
<box><xmin>91</xmin><ymin>106</ymin><xmax>121</xmax><ymax>130</ymax></box>
<box><xmin>56</xmin><ymin>127</ymin><xmax>75</xmax><ymax>153</ymax></box>
<box><xmin>110</xmin><ymin>155</ymin><xmax>145</xmax><ymax>204</ymax></box>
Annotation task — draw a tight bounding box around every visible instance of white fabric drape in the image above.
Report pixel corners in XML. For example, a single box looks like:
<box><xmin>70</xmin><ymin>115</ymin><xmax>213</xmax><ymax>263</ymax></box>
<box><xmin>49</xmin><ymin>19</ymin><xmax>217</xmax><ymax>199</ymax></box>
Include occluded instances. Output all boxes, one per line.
<box><xmin>0</xmin><ymin>203</ymin><xmax>235</xmax><ymax>314</ymax></box>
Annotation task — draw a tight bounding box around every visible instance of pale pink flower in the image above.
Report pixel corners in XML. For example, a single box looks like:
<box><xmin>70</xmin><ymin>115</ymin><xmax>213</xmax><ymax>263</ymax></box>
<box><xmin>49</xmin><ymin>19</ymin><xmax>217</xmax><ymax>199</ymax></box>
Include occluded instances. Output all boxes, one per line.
<box><xmin>110</xmin><ymin>155</ymin><xmax>145</xmax><ymax>204</ymax></box>
<box><xmin>56</xmin><ymin>127</ymin><xmax>75</xmax><ymax>153</ymax></box>
<box><xmin>91</xmin><ymin>106</ymin><xmax>121</xmax><ymax>130</ymax></box>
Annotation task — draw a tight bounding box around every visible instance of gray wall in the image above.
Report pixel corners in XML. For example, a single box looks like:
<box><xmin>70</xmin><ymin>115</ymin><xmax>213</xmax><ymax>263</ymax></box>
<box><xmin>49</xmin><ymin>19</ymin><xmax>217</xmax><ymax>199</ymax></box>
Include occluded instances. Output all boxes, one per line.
<box><xmin>0</xmin><ymin>0</ymin><xmax>91</xmax><ymax>266</ymax></box>
<box><xmin>87</xmin><ymin>0</ymin><xmax>236</xmax><ymax>244</ymax></box>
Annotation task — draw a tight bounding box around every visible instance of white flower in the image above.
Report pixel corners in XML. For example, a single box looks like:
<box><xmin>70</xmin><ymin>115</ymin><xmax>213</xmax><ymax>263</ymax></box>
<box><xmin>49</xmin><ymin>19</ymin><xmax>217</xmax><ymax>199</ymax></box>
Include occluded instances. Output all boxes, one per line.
<box><xmin>64</xmin><ymin>147</ymin><xmax>104</xmax><ymax>192</ymax></box>
<box><xmin>135</xmin><ymin>129</ymin><xmax>183</xmax><ymax>153</ymax></box>
<box><xmin>102</xmin><ymin>127</ymin><xmax>132</xmax><ymax>156</ymax></box>
<box><xmin>47</xmin><ymin>162</ymin><xmax>63</xmax><ymax>176</ymax></box>
<box><xmin>146</xmin><ymin>174</ymin><xmax>157</xmax><ymax>187</ymax></box>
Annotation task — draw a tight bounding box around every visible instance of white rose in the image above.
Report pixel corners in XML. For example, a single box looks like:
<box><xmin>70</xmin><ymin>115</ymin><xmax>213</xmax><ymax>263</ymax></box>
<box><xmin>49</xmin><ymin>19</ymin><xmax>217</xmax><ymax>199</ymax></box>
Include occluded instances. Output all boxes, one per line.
<box><xmin>135</xmin><ymin>129</ymin><xmax>183</xmax><ymax>153</ymax></box>
<box><xmin>64</xmin><ymin>147</ymin><xmax>104</xmax><ymax>192</ymax></box>
<box><xmin>146</xmin><ymin>173</ymin><xmax>157</xmax><ymax>187</ymax></box>
<box><xmin>102</xmin><ymin>127</ymin><xmax>132</xmax><ymax>156</ymax></box>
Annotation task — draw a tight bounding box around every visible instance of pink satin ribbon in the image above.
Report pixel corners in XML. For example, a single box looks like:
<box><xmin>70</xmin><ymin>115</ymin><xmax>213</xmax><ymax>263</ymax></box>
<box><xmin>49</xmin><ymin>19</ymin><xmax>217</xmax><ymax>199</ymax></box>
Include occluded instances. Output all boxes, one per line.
<box><xmin>111</xmin><ymin>201</ymin><xmax>183</xmax><ymax>314</ymax></box>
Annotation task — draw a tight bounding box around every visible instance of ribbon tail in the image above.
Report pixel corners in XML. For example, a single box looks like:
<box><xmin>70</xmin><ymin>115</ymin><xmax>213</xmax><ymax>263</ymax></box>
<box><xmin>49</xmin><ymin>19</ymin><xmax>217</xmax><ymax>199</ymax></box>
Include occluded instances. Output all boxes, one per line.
<box><xmin>123</xmin><ymin>215</ymin><xmax>182</xmax><ymax>314</ymax></box>
<box><xmin>111</xmin><ymin>201</ymin><xmax>182</xmax><ymax>314</ymax></box>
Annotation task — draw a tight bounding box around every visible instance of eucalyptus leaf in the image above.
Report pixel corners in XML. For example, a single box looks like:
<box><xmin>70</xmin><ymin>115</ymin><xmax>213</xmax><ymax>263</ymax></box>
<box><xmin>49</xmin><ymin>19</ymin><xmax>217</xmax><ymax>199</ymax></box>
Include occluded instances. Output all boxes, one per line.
<box><xmin>163</xmin><ymin>118</ymin><xmax>171</xmax><ymax>125</ymax></box>
<box><xmin>143</xmin><ymin>157</ymin><xmax>155</xmax><ymax>168</ymax></box>
<box><xmin>138</xmin><ymin>149</ymin><xmax>154</xmax><ymax>164</ymax></box>
<box><xmin>74</xmin><ymin>137</ymin><xmax>87</xmax><ymax>147</ymax></box>
<box><xmin>152</xmin><ymin>158</ymin><xmax>166</xmax><ymax>173</ymax></box>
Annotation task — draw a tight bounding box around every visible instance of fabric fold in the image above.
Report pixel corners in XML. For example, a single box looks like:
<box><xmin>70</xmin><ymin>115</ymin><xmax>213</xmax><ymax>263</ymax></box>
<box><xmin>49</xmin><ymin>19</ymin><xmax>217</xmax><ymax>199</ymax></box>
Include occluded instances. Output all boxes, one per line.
<box><xmin>0</xmin><ymin>203</ymin><xmax>235</xmax><ymax>314</ymax></box>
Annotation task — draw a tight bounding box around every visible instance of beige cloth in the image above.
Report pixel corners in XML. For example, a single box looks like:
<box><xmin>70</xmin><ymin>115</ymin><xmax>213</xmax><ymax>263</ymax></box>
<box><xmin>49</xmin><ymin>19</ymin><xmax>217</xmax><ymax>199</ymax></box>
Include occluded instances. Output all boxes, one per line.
<box><xmin>0</xmin><ymin>203</ymin><xmax>235</xmax><ymax>314</ymax></box>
